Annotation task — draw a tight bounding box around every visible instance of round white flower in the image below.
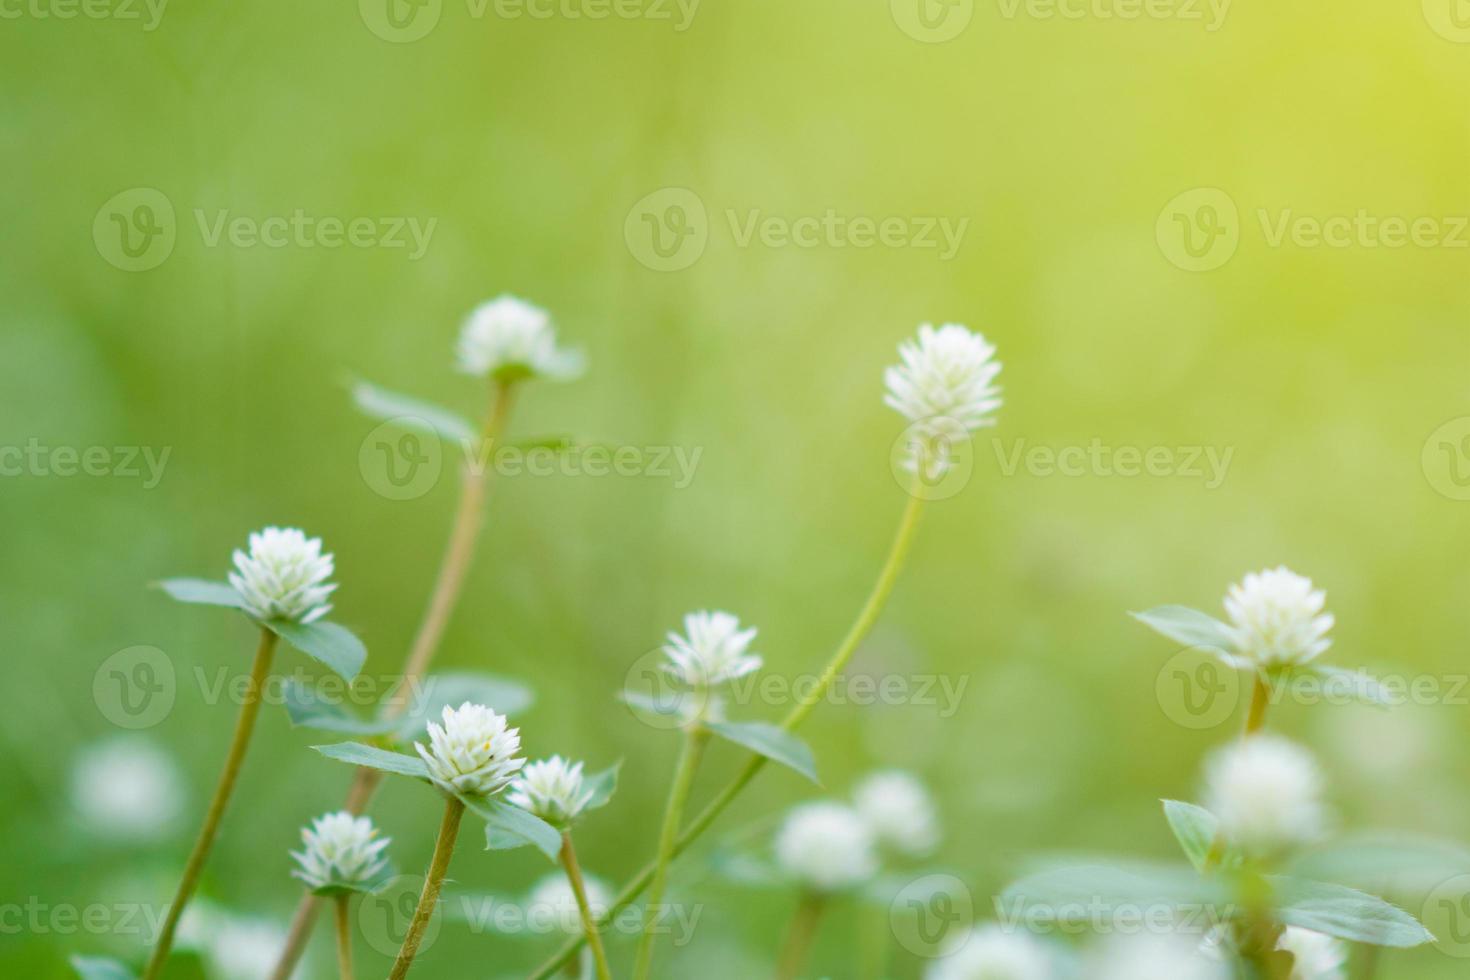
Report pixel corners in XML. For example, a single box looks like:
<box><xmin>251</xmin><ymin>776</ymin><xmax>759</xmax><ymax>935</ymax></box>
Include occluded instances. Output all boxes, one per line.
<box><xmin>853</xmin><ymin>770</ymin><xmax>940</xmax><ymax>858</ymax></box>
<box><xmin>1278</xmin><ymin>927</ymin><xmax>1347</xmax><ymax>980</ymax></box>
<box><xmin>885</xmin><ymin>324</ymin><xmax>1002</xmax><ymax>477</ymax></box>
<box><xmin>662</xmin><ymin>610</ymin><xmax>761</xmax><ymax>688</ymax></box>
<box><xmin>1087</xmin><ymin>933</ymin><xmax>1227</xmax><ymax>980</ymax></box>
<box><xmin>414</xmin><ymin>701</ymin><xmax>525</xmax><ymax>798</ymax></box>
<box><xmin>1222</xmin><ymin>567</ymin><xmax>1334</xmax><ymax>669</ymax></box>
<box><xmin>290</xmin><ymin>811</ymin><xmax>391</xmax><ymax>892</ymax></box>
<box><xmin>206</xmin><ymin>916</ymin><xmax>292</xmax><ymax>980</ymax></box>
<box><xmin>774</xmin><ymin>802</ymin><xmax>878</xmax><ymax>893</ymax></box>
<box><xmin>455</xmin><ymin>295</ymin><xmax>585</xmax><ymax>382</ymax></box>
<box><xmin>925</xmin><ymin>925</ymin><xmax>1054</xmax><ymax>980</ymax></box>
<box><xmin>1203</xmin><ymin>736</ymin><xmax>1326</xmax><ymax>856</ymax></box>
<box><xmin>227</xmin><ymin>526</ymin><xmax>336</xmax><ymax>624</ymax></box>
<box><xmin>526</xmin><ymin>872</ymin><xmax>612</xmax><ymax>935</ymax></box>
<box><xmin>508</xmin><ymin>756</ymin><xmax>595</xmax><ymax>826</ymax></box>
<box><xmin>70</xmin><ymin>738</ymin><xmax>185</xmax><ymax>842</ymax></box>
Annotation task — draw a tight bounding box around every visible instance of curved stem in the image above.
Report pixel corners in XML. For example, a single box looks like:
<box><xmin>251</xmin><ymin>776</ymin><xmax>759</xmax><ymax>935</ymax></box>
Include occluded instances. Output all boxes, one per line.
<box><xmin>632</xmin><ymin>727</ymin><xmax>710</xmax><ymax>980</ymax></box>
<box><xmin>529</xmin><ymin>490</ymin><xmax>927</xmax><ymax>979</ymax></box>
<box><xmin>388</xmin><ymin>796</ymin><xmax>466</xmax><ymax>980</ymax></box>
<box><xmin>142</xmin><ymin>628</ymin><xmax>278</xmax><ymax>980</ymax></box>
<box><xmin>1244</xmin><ymin>672</ymin><xmax>1271</xmax><ymax>735</ymax></box>
<box><xmin>560</xmin><ymin>831</ymin><xmax>613</xmax><ymax>980</ymax></box>
<box><xmin>268</xmin><ymin>382</ymin><xmax>517</xmax><ymax>980</ymax></box>
<box><xmin>333</xmin><ymin>895</ymin><xmax>354</xmax><ymax>980</ymax></box>
<box><xmin>774</xmin><ymin>892</ymin><xmax>826</xmax><ymax>980</ymax></box>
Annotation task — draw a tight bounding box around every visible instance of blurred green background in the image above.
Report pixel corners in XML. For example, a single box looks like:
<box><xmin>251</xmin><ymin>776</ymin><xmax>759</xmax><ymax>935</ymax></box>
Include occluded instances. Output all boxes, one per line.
<box><xmin>4</xmin><ymin>0</ymin><xmax>1470</xmax><ymax>976</ymax></box>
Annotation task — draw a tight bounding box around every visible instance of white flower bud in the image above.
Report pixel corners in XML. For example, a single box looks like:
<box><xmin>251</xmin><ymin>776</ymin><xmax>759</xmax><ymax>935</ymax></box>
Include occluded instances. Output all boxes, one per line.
<box><xmin>70</xmin><ymin>738</ymin><xmax>185</xmax><ymax>842</ymax></box>
<box><xmin>508</xmin><ymin>756</ymin><xmax>595</xmax><ymax>825</ymax></box>
<box><xmin>290</xmin><ymin>810</ymin><xmax>391</xmax><ymax>892</ymax></box>
<box><xmin>414</xmin><ymin>701</ymin><xmax>525</xmax><ymax>798</ymax></box>
<box><xmin>885</xmin><ymin>324</ymin><xmax>1002</xmax><ymax>478</ymax></box>
<box><xmin>662</xmin><ymin>610</ymin><xmax>762</xmax><ymax>688</ymax></box>
<box><xmin>455</xmin><ymin>295</ymin><xmax>585</xmax><ymax>383</ymax></box>
<box><xmin>1278</xmin><ymin>927</ymin><xmax>1347</xmax><ymax>980</ymax></box>
<box><xmin>774</xmin><ymin>802</ymin><xmax>877</xmax><ymax>893</ymax></box>
<box><xmin>227</xmin><ymin>526</ymin><xmax>336</xmax><ymax>624</ymax></box>
<box><xmin>1223</xmin><ymin>567</ymin><xmax>1334</xmax><ymax>669</ymax></box>
<box><xmin>925</xmin><ymin>925</ymin><xmax>1054</xmax><ymax>980</ymax></box>
<box><xmin>1088</xmin><ymin>933</ymin><xmax>1227</xmax><ymax>980</ymax></box>
<box><xmin>853</xmin><ymin>770</ymin><xmax>940</xmax><ymax>858</ymax></box>
<box><xmin>1203</xmin><ymin>736</ymin><xmax>1326</xmax><ymax>856</ymax></box>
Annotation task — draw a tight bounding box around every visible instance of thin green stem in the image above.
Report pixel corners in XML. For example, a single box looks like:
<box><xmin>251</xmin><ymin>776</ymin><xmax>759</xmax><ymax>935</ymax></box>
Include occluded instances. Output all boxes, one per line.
<box><xmin>333</xmin><ymin>894</ymin><xmax>354</xmax><ymax>980</ymax></box>
<box><xmin>560</xmin><ymin>831</ymin><xmax>613</xmax><ymax>980</ymax></box>
<box><xmin>1244</xmin><ymin>672</ymin><xmax>1271</xmax><ymax>735</ymax></box>
<box><xmin>529</xmin><ymin>489</ymin><xmax>927</xmax><ymax>979</ymax></box>
<box><xmin>632</xmin><ymin>727</ymin><xmax>710</xmax><ymax>980</ymax></box>
<box><xmin>388</xmin><ymin>796</ymin><xmax>466</xmax><ymax>980</ymax></box>
<box><xmin>774</xmin><ymin>892</ymin><xmax>826</xmax><ymax>980</ymax></box>
<box><xmin>142</xmin><ymin>628</ymin><xmax>278</xmax><ymax>980</ymax></box>
<box><xmin>269</xmin><ymin>382</ymin><xmax>517</xmax><ymax>980</ymax></box>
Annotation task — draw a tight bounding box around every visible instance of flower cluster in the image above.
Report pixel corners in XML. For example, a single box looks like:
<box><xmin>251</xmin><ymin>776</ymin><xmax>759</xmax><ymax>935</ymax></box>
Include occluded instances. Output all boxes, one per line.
<box><xmin>853</xmin><ymin>769</ymin><xmax>940</xmax><ymax>858</ymax></box>
<box><xmin>1203</xmin><ymin>735</ymin><xmax>1326</xmax><ymax>857</ymax></box>
<box><xmin>456</xmin><ymin>295</ymin><xmax>585</xmax><ymax>383</ymax></box>
<box><xmin>1223</xmin><ymin>567</ymin><xmax>1334</xmax><ymax>669</ymax></box>
<box><xmin>774</xmin><ymin>801</ymin><xmax>878</xmax><ymax>893</ymax></box>
<box><xmin>508</xmin><ymin>756</ymin><xmax>595</xmax><ymax>826</ymax></box>
<box><xmin>227</xmin><ymin>527</ymin><xmax>336</xmax><ymax>624</ymax></box>
<box><xmin>925</xmin><ymin>925</ymin><xmax>1054</xmax><ymax>980</ymax></box>
<box><xmin>661</xmin><ymin>610</ymin><xmax>762</xmax><ymax>688</ymax></box>
<box><xmin>415</xmin><ymin>702</ymin><xmax>526</xmax><ymax>798</ymax></box>
<box><xmin>885</xmin><ymin>323</ymin><xmax>1002</xmax><ymax>478</ymax></box>
<box><xmin>290</xmin><ymin>811</ymin><xmax>391</xmax><ymax>892</ymax></box>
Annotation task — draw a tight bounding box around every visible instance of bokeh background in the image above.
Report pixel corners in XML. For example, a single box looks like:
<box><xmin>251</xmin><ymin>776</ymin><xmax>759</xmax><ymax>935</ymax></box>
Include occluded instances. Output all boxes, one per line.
<box><xmin>4</xmin><ymin>0</ymin><xmax>1470</xmax><ymax>976</ymax></box>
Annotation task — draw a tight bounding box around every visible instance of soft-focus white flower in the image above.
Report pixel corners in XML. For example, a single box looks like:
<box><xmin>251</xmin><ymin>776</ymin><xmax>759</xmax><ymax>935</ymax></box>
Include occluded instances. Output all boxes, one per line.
<box><xmin>925</xmin><ymin>924</ymin><xmax>1054</xmax><ymax>980</ymax></box>
<box><xmin>774</xmin><ymin>802</ymin><xmax>878</xmax><ymax>893</ymax></box>
<box><xmin>207</xmin><ymin>916</ymin><xmax>294</xmax><ymax>980</ymax></box>
<box><xmin>662</xmin><ymin>610</ymin><xmax>762</xmax><ymax>687</ymax></box>
<box><xmin>853</xmin><ymin>770</ymin><xmax>940</xmax><ymax>857</ymax></box>
<box><xmin>414</xmin><ymin>702</ymin><xmax>525</xmax><ymax>798</ymax></box>
<box><xmin>885</xmin><ymin>324</ymin><xmax>1002</xmax><ymax>478</ymax></box>
<box><xmin>526</xmin><ymin>872</ymin><xmax>612</xmax><ymax>935</ymax></box>
<box><xmin>227</xmin><ymin>526</ymin><xmax>336</xmax><ymax>624</ymax></box>
<box><xmin>290</xmin><ymin>811</ymin><xmax>391</xmax><ymax>891</ymax></box>
<box><xmin>1203</xmin><ymin>736</ymin><xmax>1326</xmax><ymax>856</ymax></box>
<box><xmin>508</xmin><ymin>756</ymin><xmax>595</xmax><ymax>825</ymax></box>
<box><xmin>1087</xmin><ymin>933</ymin><xmax>1227</xmax><ymax>980</ymax></box>
<box><xmin>455</xmin><ymin>295</ymin><xmax>585</xmax><ymax>382</ymax></box>
<box><xmin>1222</xmin><ymin>567</ymin><xmax>1334</xmax><ymax>669</ymax></box>
<box><xmin>1278</xmin><ymin>927</ymin><xmax>1348</xmax><ymax>980</ymax></box>
<box><xmin>70</xmin><ymin>738</ymin><xmax>185</xmax><ymax>841</ymax></box>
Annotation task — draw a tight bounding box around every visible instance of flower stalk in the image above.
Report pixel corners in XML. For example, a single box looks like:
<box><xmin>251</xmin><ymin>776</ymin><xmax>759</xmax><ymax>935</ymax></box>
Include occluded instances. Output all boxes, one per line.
<box><xmin>773</xmin><ymin>892</ymin><xmax>826</xmax><ymax>980</ymax></box>
<box><xmin>388</xmin><ymin>796</ymin><xmax>466</xmax><ymax>980</ymax></box>
<box><xmin>560</xmin><ymin>831</ymin><xmax>613</xmax><ymax>980</ymax></box>
<box><xmin>333</xmin><ymin>895</ymin><xmax>354</xmax><ymax>980</ymax></box>
<box><xmin>142</xmin><ymin>627</ymin><xmax>279</xmax><ymax>980</ymax></box>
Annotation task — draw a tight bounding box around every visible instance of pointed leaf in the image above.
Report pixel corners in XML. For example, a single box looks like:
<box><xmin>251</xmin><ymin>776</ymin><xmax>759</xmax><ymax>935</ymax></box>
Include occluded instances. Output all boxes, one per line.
<box><xmin>393</xmin><ymin>673</ymin><xmax>534</xmax><ymax>739</ymax></box>
<box><xmin>313</xmin><ymin>742</ymin><xmax>430</xmax><ymax>780</ymax></box>
<box><xmin>1163</xmin><ymin>800</ymin><xmax>1221</xmax><ymax>873</ymax></box>
<box><xmin>1131</xmin><ymin>606</ymin><xmax>1240</xmax><ymax>660</ymax></box>
<box><xmin>265</xmin><ymin>619</ymin><xmax>367</xmax><ymax>681</ymax></box>
<box><xmin>310</xmin><ymin>861</ymin><xmax>398</xmax><ymax>898</ymax></box>
<box><xmin>705</xmin><ymin>721</ymin><xmax>818</xmax><ymax>784</ymax></box>
<box><xmin>70</xmin><ymin>957</ymin><xmax>136</xmax><ymax>980</ymax></box>
<box><xmin>1270</xmin><ymin>876</ymin><xmax>1435</xmax><ymax>948</ymax></box>
<box><xmin>582</xmin><ymin>762</ymin><xmax>621</xmax><ymax>812</ymax></box>
<box><xmin>283</xmin><ymin>679</ymin><xmax>398</xmax><ymax>735</ymax></box>
<box><xmin>466</xmin><ymin>798</ymin><xmax>562</xmax><ymax>861</ymax></box>
<box><xmin>156</xmin><ymin>578</ymin><xmax>247</xmax><ymax>610</ymax></box>
<box><xmin>1288</xmin><ymin>834</ymin><xmax>1470</xmax><ymax>896</ymax></box>
<box><xmin>351</xmin><ymin>379</ymin><xmax>476</xmax><ymax>444</ymax></box>
<box><xmin>1303</xmin><ymin>666</ymin><xmax>1397</xmax><ymax>708</ymax></box>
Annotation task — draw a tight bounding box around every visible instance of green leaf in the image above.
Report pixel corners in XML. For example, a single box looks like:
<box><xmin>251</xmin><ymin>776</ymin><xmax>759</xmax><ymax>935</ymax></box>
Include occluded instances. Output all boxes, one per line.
<box><xmin>156</xmin><ymin>578</ymin><xmax>246</xmax><ymax>610</ymax></box>
<box><xmin>351</xmin><ymin>379</ymin><xmax>476</xmax><ymax>445</ymax></box>
<box><xmin>466</xmin><ymin>798</ymin><xmax>562</xmax><ymax>862</ymax></box>
<box><xmin>1131</xmin><ymin>606</ymin><xmax>1242</xmax><ymax>663</ymax></box>
<box><xmin>394</xmin><ymin>673</ymin><xmax>535</xmax><ymax>739</ymax></box>
<box><xmin>1303</xmin><ymin>666</ymin><xmax>1397</xmax><ymax>708</ymax></box>
<box><xmin>1000</xmin><ymin>861</ymin><xmax>1230</xmax><ymax>926</ymax></box>
<box><xmin>282</xmin><ymin>679</ymin><xmax>398</xmax><ymax>736</ymax></box>
<box><xmin>265</xmin><ymin>619</ymin><xmax>367</xmax><ymax>681</ymax></box>
<box><xmin>582</xmin><ymin>762</ymin><xmax>621</xmax><ymax>812</ymax></box>
<box><xmin>1288</xmin><ymin>834</ymin><xmax>1470</xmax><ymax>896</ymax></box>
<box><xmin>1271</xmin><ymin>876</ymin><xmax>1435</xmax><ymax>948</ymax></box>
<box><xmin>310</xmin><ymin>862</ymin><xmax>397</xmax><ymax>898</ymax></box>
<box><xmin>312</xmin><ymin>742</ymin><xmax>430</xmax><ymax>780</ymax></box>
<box><xmin>1162</xmin><ymin>800</ymin><xmax>1221</xmax><ymax>873</ymax></box>
<box><xmin>705</xmin><ymin>721</ymin><xmax>819</xmax><ymax>784</ymax></box>
<box><xmin>70</xmin><ymin>957</ymin><xmax>136</xmax><ymax>980</ymax></box>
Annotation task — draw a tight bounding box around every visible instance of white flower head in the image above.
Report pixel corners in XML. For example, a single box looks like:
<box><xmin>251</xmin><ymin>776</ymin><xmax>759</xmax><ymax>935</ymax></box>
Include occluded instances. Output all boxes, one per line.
<box><xmin>1223</xmin><ymin>567</ymin><xmax>1334</xmax><ymax>669</ymax></box>
<box><xmin>662</xmin><ymin>610</ymin><xmax>762</xmax><ymax>688</ymax></box>
<box><xmin>1278</xmin><ymin>927</ymin><xmax>1347</xmax><ymax>980</ymax></box>
<box><xmin>885</xmin><ymin>324</ymin><xmax>1002</xmax><ymax>478</ymax></box>
<box><xmin>526</xmin><ymin>872</ymin><xmax>612</xmax><ymax>935</ymax></box>
<box><xmin>227</xmin><ymin>526</ymin><xmax>336</xmax><ymax>624</ymax></box>
<box><xmin>290</xmin><ymin>810</ymin><xmax>391</xmax><ymax>892</ymax></box>
<box><xmin>414</xmin><ymin>701</ymin><xmax>525</xmax><ymax>798</ymax></box>
<box><xmin>508</xmin><ymin>756</ymin><xmax>595</xmax><ymax>826</ymax></box>
<box><xmin>1203</xmin><ymin>735</ymin><xmax>1326</xmax><ymax>857</ymax></box>
<box><xmin>70</xmin><ymin>738</ymin><xmax>185</xmax><ymax>842</ymax></box>
<box><xmin>925</xmin><ymin>924</ymin><xmax>1054</xmax><ymax>980</ymax></box>
<box><xmin>455</xmin><ymin>295</ymin><xmax>585</xmax><ymax>383</ymax></box>
<box><xmin>1087</xmin><ymin>933</ymin><xmax>1228</xmax><ymax>980</ymax></box>
<box><xmin>206</xmin><ymin>916</ymin><xmax>290</xmax><ymax>980</ymax></box>
<box><xmin>853</xmin><ymin>770</ymin><xmax>941</xmax><ymax>858</ymax></box>
<box><xmin>775</xmin><ymin>801</ymin><xmax>878</xmax><ymax>893</ymax></box>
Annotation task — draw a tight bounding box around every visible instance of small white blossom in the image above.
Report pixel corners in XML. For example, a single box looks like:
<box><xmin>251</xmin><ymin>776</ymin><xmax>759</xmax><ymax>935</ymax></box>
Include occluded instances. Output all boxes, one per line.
<box><xmin>455</xmin><ymin>295</ymin><xmax>585</xmax><ymax>382</ymax></box>
<box><xmin>853</xmin><ymin>770</ymin><xmax>940</xmax><ymax>857</ymax></box>
<box><xmin>1222</xmin><ymin>567</ymin><xmax>1334</xmax><ymax>669</ymax></box>
<box><xmin>925</xmin><ymin>925</ymin><xmax>1054</xmax><ymax>980</ymax></box>
<box><xmin>885</xmin><ymin>324</ymin><xmax>1002</xmax><ymax>478</ymax></box>
<box><xmin>1278</xmin><ymin>927</ymin><xmax>1347</xmax><ymax>980</ymax></box>
<box><xmin>1203</xmin><ymin>736</ymin><xmax>1326</xmax><ymax>856</ymax></box>
<box><xmin>414</xmin><ymin>702</ymin><xmax>525</xmax><ymax>798</ymax></box>
<box><xmin>290</xmin><ymin>811</ymin><xmax>391</xmax><ymax>892</ymax></box>
<box><xmin>227</xmin><ymin>526</ymin><xmax>336</xmax><ymax>624</ymax></box>
<box><xmin>207</xmin><ymin>916</ymin><xmax>293</xmax><ymax>980</ymax></box>
<box><xmin>774</xmin><ymin>802</ymin><xmax>878</xmax><ymax>893</ymax></box>
<box><xmin>526</xmin><ymin>872</ymin><xmax>612</xmax><ymax>935</ymax></box>
<box><xmin>70</xmin><ymin>738</ymin><xmax>185</xmax><ymax>842</ymax></box>
<box><xmin>1087</xmin><ymin>933</ymin><xmax>1227</xmax><ymax>980</ymax></box>
<box><xmin>508</xmin><ymin>756</ymin><xmax>595</xmax><ymax>825</ymax></box>
<box><xmin>662</xmin><ymin>610</ymin><xmax>762</xmax><ymax>688</ymax></box>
